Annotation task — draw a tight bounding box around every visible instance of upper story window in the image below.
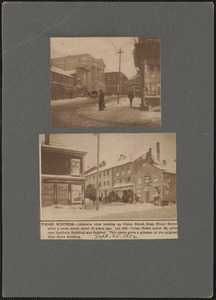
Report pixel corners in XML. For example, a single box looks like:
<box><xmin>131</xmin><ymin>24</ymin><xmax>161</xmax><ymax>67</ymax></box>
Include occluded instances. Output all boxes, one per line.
<box><xmin>107</xmin><ymin>180</ymin><xmax>110</xmax><ymax>186</ymax></box>
<box><xmin>107</xmin><ymin>170</ymin><xmax>109</xmax><ymax>175</ymax></box>
<box><xmin>71</xmin><ymin>159</ymin><xmax>81</xmax><ymax>176</ymax></box>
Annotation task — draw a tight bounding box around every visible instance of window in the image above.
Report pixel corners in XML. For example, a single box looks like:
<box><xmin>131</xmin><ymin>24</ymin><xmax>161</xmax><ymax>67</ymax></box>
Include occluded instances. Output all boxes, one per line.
<box><xmin>104</xmin><ymin>171</ymin><xmax>105</xmax><ymax>177</ymax></box>
<box><xmin>120</xmin><ymin>179</ymin><xmax>122</xmax><ymax>184</ymax></box>
<box><xmin>70</xmin><ymin>159</ymin><xmax>81</xmax><ymax>175</ymax></box>
<box><xmin>99</xmin><ymin>173</ymin><xmax>101</xmax><ymax>178</ymax></box>
<box><xmin>107</xmin><ymin>180</ymin><xmax>110</xmax><ymax>186</ymax></box>
<box><xmin>128</xmin><ymin>177</ymin><xmax>131</xmax><ymax>183</ymax></box>
<box><xmin>104</xmin><ymin>181</ymin><xmax>106</xmax><ymax>186</ymax></box>
<box><xmin>107</xmin><ymin>170</ymin><xmax>109</xmax><ymax>175</ymax></box>
<box><xmin>93</xmin><ymin>175</ymin><xmax>95</xmax><ymax>180</ymax></box>
<box><xmin>99</xmin><ymin>182</ymin><xmax>101</xmax><ymax>188</ymax></box>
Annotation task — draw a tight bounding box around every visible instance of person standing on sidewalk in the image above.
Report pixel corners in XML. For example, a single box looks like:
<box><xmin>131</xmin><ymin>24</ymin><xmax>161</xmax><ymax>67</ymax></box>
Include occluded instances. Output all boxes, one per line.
<box><xmin>98</xmin><ymin>89</ymin><xmax>105</xmax><ymax>111</ymax></box>
<box><xmin>128</xmin><ymin>90</ymin><xmax>134</xmax><ymax>108</ymax></box>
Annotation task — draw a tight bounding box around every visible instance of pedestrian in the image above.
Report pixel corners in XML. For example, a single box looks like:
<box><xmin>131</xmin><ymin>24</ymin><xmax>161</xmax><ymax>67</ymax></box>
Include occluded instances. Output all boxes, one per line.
<box><xmin>128</xmin><ymin>90</ymin><xmax>134</xmax><ymax>108</ymax></box>
<box><xmin>98</xmin><ymin>89</ymin><xmax>105</xmax><ymax>111</ymax></box>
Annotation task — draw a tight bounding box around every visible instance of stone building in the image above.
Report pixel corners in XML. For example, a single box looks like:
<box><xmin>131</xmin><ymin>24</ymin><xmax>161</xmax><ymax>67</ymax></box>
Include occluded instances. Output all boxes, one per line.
<box><xmin>51</xmin><ymin>54</ymin><xmax>106</xmax><ymax>93</ymax></box>
<box><xmin>40</xmin><ymin>135</ymin><xmax>86</xmax><ymax>207</ymax></box>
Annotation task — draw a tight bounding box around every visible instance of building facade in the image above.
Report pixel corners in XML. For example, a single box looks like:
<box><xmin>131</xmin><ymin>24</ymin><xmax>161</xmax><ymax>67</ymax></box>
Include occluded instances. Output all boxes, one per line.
<box><xmin>85</xmin><ymin>149</ymin><xmax>153</xmax><ymax>201</ymax></box>
<box><xmin>134</xmin><ymin>162</ymin><xmax>176</xmax><ymax>206</ymax></box>
<box><xmin>41</xmin><ymin>139</ymin><xmax>86</xmax><ymax>207</ymax></box>
<box><xmin>105</xmin><ymin>72</ymin><xmax>128</xmax><ymax>95</ymax></box>
<box><xmin>51</xmin><ymin>54</ymin><xmax>106</xmax><ymax>94</ymax></box>
<box><xmin>85</xmin><ymin>142</ymin><xmax>176</xmax><ymax>206</ymax></box>
<box><xmin>132</xmin><ymin>38</ymin><xmax>161</xmax><ymax>107</ymax></box>
<box><xmin>51</xmin><ymin>66</ymin><xmax>75</xmax><ymax>100</ymax></box>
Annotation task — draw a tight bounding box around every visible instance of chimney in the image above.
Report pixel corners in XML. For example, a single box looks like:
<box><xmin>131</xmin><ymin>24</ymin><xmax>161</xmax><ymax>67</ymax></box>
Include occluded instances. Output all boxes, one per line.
<box><xmin>163</xmin><ymin>159</ymin><xmax>166</xmax><ymax>166</ymax></box>
<box><xmin>45</xmin><ymin>134</ymin><xmax>50</xmax><ymax>145</ymax></box>
<box><xmin>146</xmin><ymin>148</ymin><xmax>152</xmax><ymax>162</ymax></box>
<box><xmin>156</xmin><ymin>142</ymin><xmax>160</xmax><ymax>162</ymax></box>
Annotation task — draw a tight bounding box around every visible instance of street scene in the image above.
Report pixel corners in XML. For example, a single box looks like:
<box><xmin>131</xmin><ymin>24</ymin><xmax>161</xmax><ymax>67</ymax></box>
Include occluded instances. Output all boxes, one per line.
<box><xmin>50</xmin><ymin>37</ymin><xmax>161</xmax><ymax>128</ymax></box>
<box><xmin>40</xmin><ymin>133</ymin><xmax>176</xmax><ymax>220</ymax></box>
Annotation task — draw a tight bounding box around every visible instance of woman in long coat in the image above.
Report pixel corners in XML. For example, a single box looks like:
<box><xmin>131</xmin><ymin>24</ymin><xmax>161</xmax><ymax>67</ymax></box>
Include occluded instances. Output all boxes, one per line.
<box><xmin>98</xmin><ymin>90</ymin><xmax>105</xmax><ymax>111</ymax></box>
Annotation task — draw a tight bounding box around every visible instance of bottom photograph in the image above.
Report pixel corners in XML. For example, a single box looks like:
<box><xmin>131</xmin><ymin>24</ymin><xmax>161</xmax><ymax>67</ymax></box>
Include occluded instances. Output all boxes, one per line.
<box><xmin>39</xmin><ymin>133</ymin><xmax>177</xmax><ymax>240</ymax></box>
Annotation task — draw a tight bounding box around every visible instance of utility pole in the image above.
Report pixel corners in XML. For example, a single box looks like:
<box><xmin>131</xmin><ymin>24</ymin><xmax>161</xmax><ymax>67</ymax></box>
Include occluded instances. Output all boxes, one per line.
<box><xmin>117</xmin><ymin>49</ymin><xmax>124</xmax><ymax>104</ymax></box>
<box><xmin>96</xmin><ymin>133</ymin><xmax>100</xmax><ymax>210</ymax></box>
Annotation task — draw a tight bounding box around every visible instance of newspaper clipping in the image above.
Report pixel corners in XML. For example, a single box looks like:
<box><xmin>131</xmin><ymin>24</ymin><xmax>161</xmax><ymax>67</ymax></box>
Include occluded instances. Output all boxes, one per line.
<box><xmin>40</xmin><ymin>133</ymin><xmax>177</xmax><ymax>240</ymax></box>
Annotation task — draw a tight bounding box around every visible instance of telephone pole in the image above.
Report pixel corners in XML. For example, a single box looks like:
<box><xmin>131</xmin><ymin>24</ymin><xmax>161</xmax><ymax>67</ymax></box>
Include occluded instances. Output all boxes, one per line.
<box><xmin>117</xmin><ymin>49</ymin><xmax>124</xmax><ymax>104</ymax></box>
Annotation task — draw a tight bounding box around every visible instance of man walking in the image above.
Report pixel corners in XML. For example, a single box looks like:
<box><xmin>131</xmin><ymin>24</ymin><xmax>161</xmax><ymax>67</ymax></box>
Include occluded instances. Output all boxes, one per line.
<box><xmin>98</xmin><ymin>89</ymin><xmax>105</xmax><ymax>111</ymax></box>
<box><xmin>128</xmin><ymin>90</ymin><xmax>134</xmax><ymax>108</ymax></box>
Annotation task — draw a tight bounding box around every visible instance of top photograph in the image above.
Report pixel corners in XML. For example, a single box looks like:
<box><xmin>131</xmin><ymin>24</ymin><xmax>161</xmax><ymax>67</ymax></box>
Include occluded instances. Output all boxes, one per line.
<box><xmin>50</xmin><ymin>37</ymin><xmax>161</xmax><ymax>128</ymax></box>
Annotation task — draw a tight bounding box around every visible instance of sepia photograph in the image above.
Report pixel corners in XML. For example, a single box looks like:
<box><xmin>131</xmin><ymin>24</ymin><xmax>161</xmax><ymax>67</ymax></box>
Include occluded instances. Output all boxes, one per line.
<box><xmin>40</xmin><ymin>133</ymin><xmax>176</xmax><ymax>223</ymax></box>
<box><xmin>50</xmin><ymin>37</ymin><xmax>161</xmax><ymax>128</ymax></box>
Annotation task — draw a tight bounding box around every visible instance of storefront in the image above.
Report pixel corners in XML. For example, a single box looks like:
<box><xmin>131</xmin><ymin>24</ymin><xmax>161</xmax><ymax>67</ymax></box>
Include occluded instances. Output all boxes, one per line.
<box><xmin>112</xmin><ymin>183</ymin><xmax>134</xmax><ymax>202</ymax></box>
<box><xmin>42</xmin><ymin>176</ymin><xmax>84</xmax><ymax>207</ymax></box>
<box><xmin>41</xmin><ymin>144</ymin><xmax>86</xmax><ymax>207</ymax></box>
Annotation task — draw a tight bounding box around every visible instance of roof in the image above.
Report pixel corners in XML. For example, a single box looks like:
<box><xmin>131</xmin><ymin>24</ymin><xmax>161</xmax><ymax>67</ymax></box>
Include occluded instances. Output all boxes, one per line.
<box><xmin>51</xmin><ymin>66</ymin><xmax>74</xmax><ymax>77</ymax></box>
<box><xmin>152</xmin><ymin>163</ymin><xmax>176</xmax><ymax>174</ymax></box>
<box><xmin>41</xmin><ymin>143</ymin><xmax>87</xmax><ymax>155</ymax></box>
<box><xmin>86</xmin><ymin>151</ymin><xmax>148</xmax><ymax>176</ymax></box>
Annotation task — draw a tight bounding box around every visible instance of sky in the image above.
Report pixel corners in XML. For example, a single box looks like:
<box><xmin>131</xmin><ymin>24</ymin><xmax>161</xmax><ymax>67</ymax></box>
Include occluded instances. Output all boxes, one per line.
<box><xmin>41</xmin><ymin>133</ymin><xmax>176</xmax><ymax>170</ymax></box>
<box><xmin>50</xmin><ymin>37</ymin><xmax>138</xmax><ymax>79</ymax></box>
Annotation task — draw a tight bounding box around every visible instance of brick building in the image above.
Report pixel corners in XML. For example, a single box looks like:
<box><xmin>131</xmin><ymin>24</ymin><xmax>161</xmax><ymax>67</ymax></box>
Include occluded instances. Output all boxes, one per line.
<box><xmin>40</xmin><ymin>135</ymin><xmax>87</xmax><ymax>207</ymax></box>
<box><xmin>85</xmin><ymin>149</ymin><xmax>153</xmax><ymax>201</ymax></box>
<box><xmin>85</xmin><ymin>142</ymin><xmax>176</xmax><ymax>206</ymax></box>
<box><xmin>134</xmin><ymin>161</ymin><xmax>176</xmax><ymax>206</ymax></box>
<box><xmin>51</xmin><ymin>54</ymin><xmax>106</xmax><ymax>94</ymax></box>
<box><xmin>105</xmin><ymin>72</ymin><xmax>128</xmax><ymax>95</ymax></box>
